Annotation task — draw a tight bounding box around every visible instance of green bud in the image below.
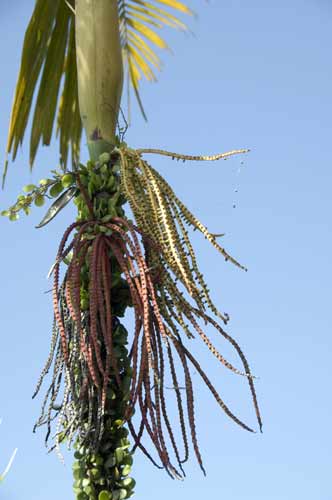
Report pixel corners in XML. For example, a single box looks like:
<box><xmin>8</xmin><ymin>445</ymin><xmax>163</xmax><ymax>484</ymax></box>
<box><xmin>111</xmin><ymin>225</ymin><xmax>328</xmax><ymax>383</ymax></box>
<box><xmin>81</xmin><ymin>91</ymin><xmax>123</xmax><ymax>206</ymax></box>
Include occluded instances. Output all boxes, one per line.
<box><xmin>77</xmin><ymin>492</ymin><xmax>88</xmax><ymax>500</ymax></box>
<box><xmin>93</xmin><ymin>456</ymin><xmax>104</xmax><ymax>466</ymax></box>
<box><xmin>100</xmin><ymin>164</ymin><xmax>109</xmax><ymax>176</ymax></box>
<box><xmin>80</xmin><ymin>298</ymin><xmax>89</xmax><ymax>311</ymax></box>
<box><xmin>82</xmin><ymin>478</ymin><xmax>90</xmax><ymax>488</ymax></box>
<box><xmin>90</xmin><ymin>468</ymin><xmax>101</xmax><ymax>480</ymax></box>
<box><xmin>115</xmin><ymin>448</ymin><xmax>124</xmax><ymax>464</ymax></box>
<box><xmin>22</xmin><ymin>184</ymin><xmax>36</xmax><ymax>193</ymax></box>
<box><xmin>83</xmin><ymin>484</ymin><xmax>95</xmax><ymax>496</ymax></box>
<box><xmin>98</xmin><ymin>491</ymin><xmax>111</xmax><ymax>500</ymax></box>
<box><xmin>113</xmin><ymin>466</ymin><xmax>120</xmax><ymax>480</ymax></box>
<box><xmin>73</xmin><ymin>479</ymin><xmax>83</xmax><ymax>489</ymax></box>
<box><xmin>94</xmin><ymin>175</ymin><xmax>103</xmax><ymax>189</ymax></box>
<box><xmin>49</xmin><ymin>182</ymin><xmax>64</xmax><ymax>198</ymax></box>
<box><xmin>107</xmin><ymin>175</ymin><xmax>116</xmax><ymax>190</ymax></box>
<box><xmin>9</xmin><ymin>212</ymin><xmax>19</xmax><ymax>221</ymax></box>
<box><xmin>1</xmin><ymin>210</ymin><xmax>10</xmax><ymax>217</ymax></box>
<box><xmin>121</xmin><ymin>465</ymin><xmax>131</xmax><ymax>477</ymax></box>
<box><xmin>62</xmin><ymin>173</ymin><xmax>75</xmax><ymax>188</ymax></box>
<box><xmin>73</xmin><ymin>468</ymin><xmax>84</xmax><ymax>480</ymax></box>
<box><xmin>99</xmin><ymin>152</ymin><xmax>110</xmax><ymax>164</ymax></box>
<box><xmin>114</xmin><ymin>419</ymin><xmax>124</xmax><ymax>428</ymax></box>
<box><xmin>39</xmin><ymin>178</ymin><xmax>51</xmax><ymax>186</ymax></box>
<box><xmin>121</xmin><ymin>478</ymin><xmax>135</xmax><ymax>490</ymax></box>
<box><xmin>34</xmin><ymin>194</ymin><xmax>45</xmax><ymax>207</ymax></box>
<box><xmin>118</xmin><ymin>489</ymin><xmax>128</xmax><ymax>500</ymax></box>
<box><xmin>63</xmin><ymin>252</ymin><xmax>73</xmax><ymax>265</ymax></box>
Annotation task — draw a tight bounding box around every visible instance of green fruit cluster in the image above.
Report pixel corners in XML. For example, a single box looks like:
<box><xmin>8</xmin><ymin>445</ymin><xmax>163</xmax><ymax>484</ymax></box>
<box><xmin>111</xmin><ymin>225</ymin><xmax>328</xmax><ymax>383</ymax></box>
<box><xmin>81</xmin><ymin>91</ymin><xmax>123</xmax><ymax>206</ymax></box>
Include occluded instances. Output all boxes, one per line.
<box><xmin>72</xmin><ymin>322</ymin><xmax>135</xmax><ymax>500</ymax></box>
<box><xmin>74</xmin><ymin>153</ymin><xmax>125</xmax><ymax>223</ymax></box>
<box><xmin>1</xmin><ymin>170</ymin><xmax>75</xmax><ymax>221</ymax></box>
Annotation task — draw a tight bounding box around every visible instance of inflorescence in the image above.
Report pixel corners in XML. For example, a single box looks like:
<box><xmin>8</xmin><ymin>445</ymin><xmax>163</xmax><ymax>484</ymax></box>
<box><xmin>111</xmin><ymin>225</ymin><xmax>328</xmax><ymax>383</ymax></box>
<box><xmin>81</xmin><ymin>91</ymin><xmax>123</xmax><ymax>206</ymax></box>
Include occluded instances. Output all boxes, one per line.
<box><xmin>3</xmin><ymin>144</ymin><xmax>261</xmax><ymax>500</ymax></box>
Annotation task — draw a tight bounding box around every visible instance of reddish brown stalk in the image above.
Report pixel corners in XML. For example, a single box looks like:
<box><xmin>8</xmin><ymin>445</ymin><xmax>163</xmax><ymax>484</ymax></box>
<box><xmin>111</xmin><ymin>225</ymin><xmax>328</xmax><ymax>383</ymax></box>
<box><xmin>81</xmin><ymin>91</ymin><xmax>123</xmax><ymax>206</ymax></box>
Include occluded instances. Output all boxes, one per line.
<box><xmin>69</xmin><ymin>240</ymin><xmax>101</xmax><ymax>389</ymax></box>
<box><xmin>166</xmin><ymin>342</ymin><xmax>189</xmax><ymax>464</ymax></box>
<box><xmin>128</xmin><ymin>419</ymin><xmax>163</xmax><ymax>470</ymax></box>
<box><xmin>185</xmin><ymin>309</ymin><xmax>250</xmax><ymax>377</ymax></box>
<box><xmin>89</xmin><ymin>234</ymin><xmax>106</xmax><ymax>378</ymax></box>
<box><xmin>192</xmin><ymin>308</ymin><xmax>262</xmax><ymax>432</ymax></box>
<box><xmin>106</xmin><ymin>232</ymin><xmax>154</xmax><ymax>372</ymax></box>
<box><xmin>125</xmin><ymin>316</ymin><xmax>142</xmax><ymax>418</ymax></box>
<box><xmin>172</xmin><ymin>336</ymin><xmax>255</xmax><ymax>433</ymax></box>
<box><xmin>107</xmin><ymin>223</ymin><xmax>153</xmax><ymax>366</ymax></box>
<box><xmin>153</xmin><ymin>321</ymin><xmax>185</xmax><ymax>476</ymax></box>
<box><xmin>140</xmin><ymin>373</ymin><xmax>167</xmax><ymax>470</ymax></box>
<box><xmin>151</xmin><ymin>319</ymin><xmax>185</xmax><ymax>478</ymax></box>
<box><xmin>100</xmin><ymin>244</ymin><xmax>121</xmax><ymax>388</ymax></box>
<box><xmin>52</xmin><ymin>260</ymin><xmax>69</xmax><ymax>363</ymax></box>
<box><xmin>172</xmin><ymin>336</ymin><xmax>206</xmax><ymax>475</ymax></box>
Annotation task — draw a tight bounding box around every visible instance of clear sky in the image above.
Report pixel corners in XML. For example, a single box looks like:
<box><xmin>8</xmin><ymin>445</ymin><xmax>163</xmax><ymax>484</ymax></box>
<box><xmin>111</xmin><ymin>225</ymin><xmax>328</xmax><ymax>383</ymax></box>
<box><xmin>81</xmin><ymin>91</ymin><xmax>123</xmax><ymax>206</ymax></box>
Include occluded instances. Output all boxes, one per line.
<box><xmin>0</xmin><ymin>1</ymin><xmax>331</xmax><ymax>499</ymax></box>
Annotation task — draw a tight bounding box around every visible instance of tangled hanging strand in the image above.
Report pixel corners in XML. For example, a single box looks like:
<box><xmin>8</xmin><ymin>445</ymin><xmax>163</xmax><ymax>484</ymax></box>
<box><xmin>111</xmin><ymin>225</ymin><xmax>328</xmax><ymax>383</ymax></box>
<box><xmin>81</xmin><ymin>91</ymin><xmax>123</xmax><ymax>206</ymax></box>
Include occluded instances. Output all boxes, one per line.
<box><xmin>118</xmin><ymin>146</ymin><xmax>249</xmax><ymax>324</ymax></box>
<box><xmin>33</xmin><ymin>146</ymin><xmax>261</xmax><ymax>482</ymax></box>
<box><xmin>34</xmin><ymin>220</ymin><xmax>261</xmax><ymax>477</ymax></box>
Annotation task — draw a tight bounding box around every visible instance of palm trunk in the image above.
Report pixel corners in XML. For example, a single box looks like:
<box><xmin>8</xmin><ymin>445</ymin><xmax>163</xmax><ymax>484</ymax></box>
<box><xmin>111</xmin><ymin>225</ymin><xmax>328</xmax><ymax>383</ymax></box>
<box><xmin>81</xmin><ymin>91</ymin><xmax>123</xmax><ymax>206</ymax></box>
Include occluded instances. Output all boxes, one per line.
<box><xmin>75</xmin><ymin>0</ymin><xmax>124</xmax><ymax>160</ymax></box>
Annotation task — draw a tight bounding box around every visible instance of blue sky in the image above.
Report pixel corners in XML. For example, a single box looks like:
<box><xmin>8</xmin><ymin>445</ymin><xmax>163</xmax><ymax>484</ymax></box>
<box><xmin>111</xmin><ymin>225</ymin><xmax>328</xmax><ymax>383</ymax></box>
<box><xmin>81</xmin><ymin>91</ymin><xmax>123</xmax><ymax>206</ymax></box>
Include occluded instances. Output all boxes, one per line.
<box><xmin>0</xmin><ymin>0</ymin><xmax>331</xmax><ymax>499</ymax></box>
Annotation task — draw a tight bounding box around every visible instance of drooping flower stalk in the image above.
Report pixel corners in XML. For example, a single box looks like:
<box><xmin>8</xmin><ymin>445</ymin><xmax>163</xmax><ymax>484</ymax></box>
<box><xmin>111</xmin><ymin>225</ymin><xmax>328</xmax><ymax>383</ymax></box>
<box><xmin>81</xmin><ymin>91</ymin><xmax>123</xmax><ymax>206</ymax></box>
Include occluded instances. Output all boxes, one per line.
<box><xmin>29</xmin><ymin>144</ymin><xmax>262</xmax><ymax>500</ymax></box>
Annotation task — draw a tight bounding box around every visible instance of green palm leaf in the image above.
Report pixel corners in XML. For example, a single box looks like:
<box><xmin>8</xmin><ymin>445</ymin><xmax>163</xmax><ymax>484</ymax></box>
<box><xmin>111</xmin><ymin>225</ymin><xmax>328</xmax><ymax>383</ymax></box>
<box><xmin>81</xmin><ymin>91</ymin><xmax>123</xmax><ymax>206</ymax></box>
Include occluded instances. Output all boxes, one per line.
<box><xmin>5</xmin><ymin>0</ymin><xmax>192</xmax><ymax>179</ymax></box>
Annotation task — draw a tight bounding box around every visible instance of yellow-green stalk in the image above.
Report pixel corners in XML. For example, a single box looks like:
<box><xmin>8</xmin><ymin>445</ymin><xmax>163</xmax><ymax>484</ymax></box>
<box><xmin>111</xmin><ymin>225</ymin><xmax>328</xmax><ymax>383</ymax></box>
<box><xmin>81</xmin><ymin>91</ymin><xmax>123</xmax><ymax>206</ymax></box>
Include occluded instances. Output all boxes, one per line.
<box><xmin>75</xmin><ymin>0</ymin><xmax>124</xmax><ymax>160</ymax></box>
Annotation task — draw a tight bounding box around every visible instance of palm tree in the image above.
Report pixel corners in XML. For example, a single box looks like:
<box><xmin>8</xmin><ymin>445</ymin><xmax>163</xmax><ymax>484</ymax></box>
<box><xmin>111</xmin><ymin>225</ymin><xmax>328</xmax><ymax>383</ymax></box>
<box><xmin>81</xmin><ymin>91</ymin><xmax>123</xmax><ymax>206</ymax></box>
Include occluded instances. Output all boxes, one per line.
<box><xmin>2</xmin><ymin>2</ymin><xmax>262</xmax><ymax>500</ymax></box>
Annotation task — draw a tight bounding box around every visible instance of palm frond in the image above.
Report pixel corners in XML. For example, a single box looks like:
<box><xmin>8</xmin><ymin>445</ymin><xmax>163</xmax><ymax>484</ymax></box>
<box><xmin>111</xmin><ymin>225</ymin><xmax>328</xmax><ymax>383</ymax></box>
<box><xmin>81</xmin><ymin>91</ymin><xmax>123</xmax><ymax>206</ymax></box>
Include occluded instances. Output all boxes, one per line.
<box><xmin>57</xmin><ymin>14</ymin><xmax>82</xmax><ymax>168</ymax></box>
<box><xmin>5</xmin><ymin>0</ymin><xmax>191</xmax><ymax>179</ymax></box>
<box><xmin>119</xmin><ymin>0</ymin><xmax>192</xmax><ymax>116</ymax></box>
<box><xmin>6</xmin><ymin>0</ymin><xmax>75</xmax><ymax>173</ymax></box>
